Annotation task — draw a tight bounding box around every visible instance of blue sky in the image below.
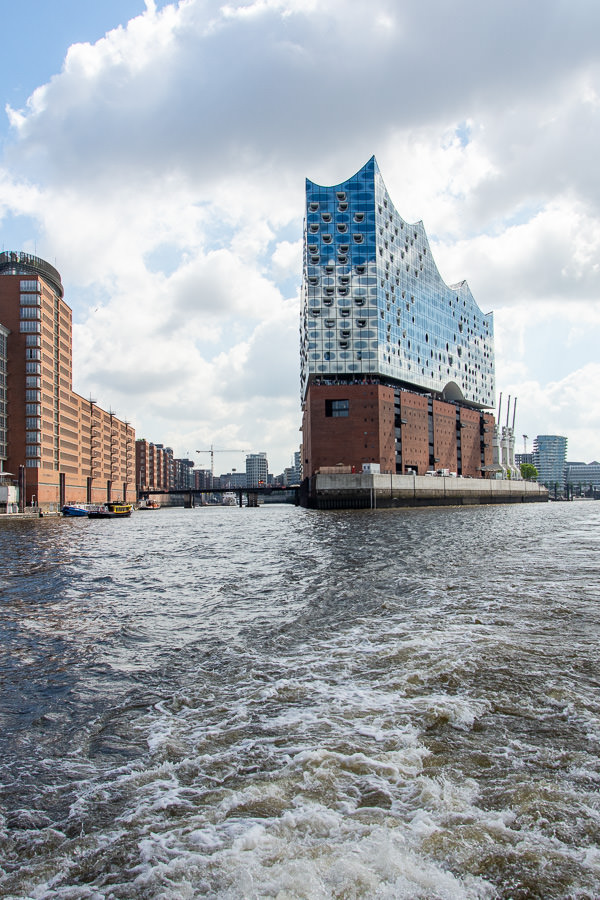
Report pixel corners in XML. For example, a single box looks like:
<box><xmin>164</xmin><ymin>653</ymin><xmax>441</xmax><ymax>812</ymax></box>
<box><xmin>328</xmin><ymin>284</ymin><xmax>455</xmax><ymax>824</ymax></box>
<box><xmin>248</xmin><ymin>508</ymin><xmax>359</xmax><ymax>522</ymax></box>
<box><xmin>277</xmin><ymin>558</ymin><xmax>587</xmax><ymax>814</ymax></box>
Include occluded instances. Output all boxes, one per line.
<box><xmin>1</xmin><ymin>0</ymin><xmax>600</xmax><ymax>471</ymax></box>
<box><xmin>0</xmin><ymin>2</ymin><xmax>144</xmax><ymax>112</ymax></box>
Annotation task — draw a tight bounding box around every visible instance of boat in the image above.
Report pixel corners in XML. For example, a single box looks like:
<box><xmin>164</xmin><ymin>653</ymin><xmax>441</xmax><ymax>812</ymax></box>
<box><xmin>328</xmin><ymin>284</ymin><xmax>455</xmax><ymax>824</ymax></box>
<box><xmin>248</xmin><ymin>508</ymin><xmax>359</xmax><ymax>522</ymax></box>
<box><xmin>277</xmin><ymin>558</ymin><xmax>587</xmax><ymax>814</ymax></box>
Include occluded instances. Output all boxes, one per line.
<box><xmin>88</xmin><ymin>502</ymin><xmax>133</xmax><ymax>519</ymax></box>
<box><xmin>62</xmin><ymin>504</ymin><xmax>91</xmax><ymax>517</ymax></box>
<box><xmin>137</xmin><ymin>499</ymin><xmax>161</xmax><ymax>510</ymax></box>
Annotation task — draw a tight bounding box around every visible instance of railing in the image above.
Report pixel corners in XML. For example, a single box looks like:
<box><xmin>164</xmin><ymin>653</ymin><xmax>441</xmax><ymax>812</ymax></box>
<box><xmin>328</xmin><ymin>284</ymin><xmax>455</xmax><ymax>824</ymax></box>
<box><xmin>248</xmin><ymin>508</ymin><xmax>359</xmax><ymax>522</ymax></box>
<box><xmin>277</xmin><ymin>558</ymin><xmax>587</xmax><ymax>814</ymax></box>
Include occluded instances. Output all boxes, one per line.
<box><xmin>0</xmin><ymin>251</ymin><xmax>64</xmax><ymax>298</ymax></box>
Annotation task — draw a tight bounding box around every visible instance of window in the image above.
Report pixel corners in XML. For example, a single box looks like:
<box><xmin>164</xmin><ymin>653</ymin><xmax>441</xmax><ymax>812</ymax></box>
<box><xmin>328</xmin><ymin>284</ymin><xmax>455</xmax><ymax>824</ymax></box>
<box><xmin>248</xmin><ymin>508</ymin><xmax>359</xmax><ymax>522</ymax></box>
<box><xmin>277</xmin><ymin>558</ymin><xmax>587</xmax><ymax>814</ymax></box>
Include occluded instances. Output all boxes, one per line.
<box><xmin>20</xmin><ymin>321</ymin><xmax>41</xmax><ymax>333</ymax></box>
<box><xmin>20</xmin><ymin>280</ymin><xmax>40</xmax><ymax>292</ymax></box>
<box><xmin>26</xmin><ymin>348</ymin><xmax>41</xmax><ymax>360</ymax></box>
<box><xmin>20</xmin><ymin>306</ymin><xmax>41</xmax><ymax>320</ymax></box>
<box><xmin>20</xmin><ymin>293</ymin><xmax>41</xmax><ymax>306</ymax></box>
<box><xmin>325</xmin><ymin>399</ymin><xmax>349</xmax><ymax>417</ymax></box>
<box><xmin>25</xmin><ymin>334</ymin><xmax>41</xmax><ymax>347</ymax></box>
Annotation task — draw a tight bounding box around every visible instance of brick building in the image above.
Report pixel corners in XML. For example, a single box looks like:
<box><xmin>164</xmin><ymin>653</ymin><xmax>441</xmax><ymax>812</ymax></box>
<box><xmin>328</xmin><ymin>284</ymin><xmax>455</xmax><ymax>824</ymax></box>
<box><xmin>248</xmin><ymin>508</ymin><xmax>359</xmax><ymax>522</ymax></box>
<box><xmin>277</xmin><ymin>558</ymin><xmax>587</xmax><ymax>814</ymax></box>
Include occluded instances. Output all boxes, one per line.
<box><xmin>135</xmin><ymin>439</ymin><xmax>174</xmax><ymax>492</ymax></box>
<box><xmin>0</xmin><ymin>251</ymin><xmax>135</xmax><ymax>509</ymax></box>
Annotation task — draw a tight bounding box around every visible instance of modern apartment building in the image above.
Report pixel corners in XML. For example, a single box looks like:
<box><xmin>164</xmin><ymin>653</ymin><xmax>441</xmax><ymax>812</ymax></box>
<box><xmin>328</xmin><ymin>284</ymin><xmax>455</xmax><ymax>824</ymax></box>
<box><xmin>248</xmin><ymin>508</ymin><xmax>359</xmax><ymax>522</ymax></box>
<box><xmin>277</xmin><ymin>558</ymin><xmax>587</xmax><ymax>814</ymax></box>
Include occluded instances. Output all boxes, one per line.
<box><xmin>0</xmin><ymin>251</ymin><xmax>135</xmax><ymax>509</ymax></box>
<box><xmin>532</xmin><ymin>435</ymin><xmax>568</xmax><ymax>489</ymax></box>
<box><xmin>246</xmin><ymin>451</ymin><xmax>268</xmax><ymax>487</ymax></box>
<box><xmin>300</xmin><ymin>158</ymin><xmax>495</xmax><ymax>477</ymax></box>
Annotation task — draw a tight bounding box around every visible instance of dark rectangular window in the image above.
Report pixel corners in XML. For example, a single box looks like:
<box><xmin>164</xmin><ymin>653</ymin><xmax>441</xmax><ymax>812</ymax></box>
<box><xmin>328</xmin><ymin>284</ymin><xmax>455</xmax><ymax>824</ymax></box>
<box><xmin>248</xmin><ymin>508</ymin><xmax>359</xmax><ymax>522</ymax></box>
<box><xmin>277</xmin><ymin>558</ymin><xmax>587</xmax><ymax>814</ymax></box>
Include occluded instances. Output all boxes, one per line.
<box><xmin>325</xmin><ymin>399</ymin><xmax>349</xmax><ymax>417</ymax></box>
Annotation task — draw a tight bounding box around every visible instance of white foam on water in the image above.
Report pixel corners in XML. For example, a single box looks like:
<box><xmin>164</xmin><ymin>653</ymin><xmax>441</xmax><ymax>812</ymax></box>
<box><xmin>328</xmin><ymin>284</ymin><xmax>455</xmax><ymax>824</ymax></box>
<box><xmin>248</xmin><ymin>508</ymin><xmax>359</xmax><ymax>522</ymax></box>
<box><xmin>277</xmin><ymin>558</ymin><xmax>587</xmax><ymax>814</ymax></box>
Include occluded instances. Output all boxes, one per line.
<box><xmin>4</xmin><ymin>504</ymin><xmax>600</xmax><ymax>898</ymax></box>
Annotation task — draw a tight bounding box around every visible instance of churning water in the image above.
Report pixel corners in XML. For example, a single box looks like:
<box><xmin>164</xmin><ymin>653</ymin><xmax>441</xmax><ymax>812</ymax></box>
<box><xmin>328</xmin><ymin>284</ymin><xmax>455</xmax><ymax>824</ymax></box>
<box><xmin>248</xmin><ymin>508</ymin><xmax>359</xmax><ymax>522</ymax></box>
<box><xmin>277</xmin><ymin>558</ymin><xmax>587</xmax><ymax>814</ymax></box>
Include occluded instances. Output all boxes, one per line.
<box><xmin>1</xmin><ymin>501</ymin><xmax>600</xmax><ymax>899</ymax></box>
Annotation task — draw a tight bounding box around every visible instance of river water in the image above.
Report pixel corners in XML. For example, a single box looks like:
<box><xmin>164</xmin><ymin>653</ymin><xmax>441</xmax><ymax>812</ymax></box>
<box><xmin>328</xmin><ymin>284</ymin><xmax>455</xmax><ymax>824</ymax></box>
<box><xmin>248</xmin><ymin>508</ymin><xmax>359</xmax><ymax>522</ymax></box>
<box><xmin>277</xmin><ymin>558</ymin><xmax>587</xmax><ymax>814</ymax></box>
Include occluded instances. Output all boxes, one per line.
<box><xmin>1</xmin><ymin>501</ymin><xmax>599</xmax><ymax>899</ymax></box>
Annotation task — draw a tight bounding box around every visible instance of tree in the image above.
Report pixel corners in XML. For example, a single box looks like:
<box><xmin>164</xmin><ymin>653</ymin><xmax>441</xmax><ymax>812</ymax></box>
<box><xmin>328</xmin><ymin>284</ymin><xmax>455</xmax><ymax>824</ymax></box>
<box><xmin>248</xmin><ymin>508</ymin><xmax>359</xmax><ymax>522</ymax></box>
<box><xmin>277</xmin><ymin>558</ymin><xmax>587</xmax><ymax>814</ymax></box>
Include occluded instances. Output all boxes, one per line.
<box><xmin>520</xmin><ymin>463</ymin><xmax>538</xmax><ymax>481</ymax></box>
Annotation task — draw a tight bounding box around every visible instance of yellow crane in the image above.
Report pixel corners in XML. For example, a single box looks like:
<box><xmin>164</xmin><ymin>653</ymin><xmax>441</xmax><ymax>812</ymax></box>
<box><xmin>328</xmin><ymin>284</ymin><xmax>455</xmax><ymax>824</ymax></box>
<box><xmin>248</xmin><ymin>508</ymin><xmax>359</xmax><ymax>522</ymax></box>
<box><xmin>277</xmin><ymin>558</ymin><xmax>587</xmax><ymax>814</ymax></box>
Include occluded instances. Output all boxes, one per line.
<box><xmin>195</xmin><ymin>445</ymin><xmax>246</xmax><ymax>478</ymax></box>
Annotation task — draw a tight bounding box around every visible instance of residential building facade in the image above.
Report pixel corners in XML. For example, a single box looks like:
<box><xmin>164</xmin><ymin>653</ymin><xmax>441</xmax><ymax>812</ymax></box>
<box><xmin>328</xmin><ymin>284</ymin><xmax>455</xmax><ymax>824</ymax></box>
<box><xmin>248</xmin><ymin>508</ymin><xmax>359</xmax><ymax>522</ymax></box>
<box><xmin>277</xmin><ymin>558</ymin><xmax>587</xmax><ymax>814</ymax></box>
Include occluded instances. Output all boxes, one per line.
<box><xmin>300</xmin><ymin>158</ymin><xmax>495</xmax><ymax>478</ymax></box>
<box><xmin>0</xmin><ymin>251</ymin><xmax>135</xmax><ymax>509</ymax></box>
<box><xmin>532</xmin><ymin>435</ymin><xmax>568</xmax><ymax>489</ymax></box>
<box><xmin>136</xmin><ymin>439</ymin><xmax>174</xmax><ymax>492</ymax></box>
<box><xmin>246</xmin><ymin>451</ymin><xmax>268</xmax><ymax>487</ymax></box>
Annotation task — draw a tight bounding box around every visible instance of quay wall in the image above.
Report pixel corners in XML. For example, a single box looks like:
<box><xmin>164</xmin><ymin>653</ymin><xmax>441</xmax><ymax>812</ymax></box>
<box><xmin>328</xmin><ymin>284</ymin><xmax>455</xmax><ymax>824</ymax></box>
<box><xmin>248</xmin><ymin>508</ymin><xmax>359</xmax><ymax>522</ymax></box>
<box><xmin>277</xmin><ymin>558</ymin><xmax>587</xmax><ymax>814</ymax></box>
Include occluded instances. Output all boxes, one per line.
<box><xmin>303</xmin><ymin>473</ymin><xmax>548</xmax><ymax>509</ymax></box>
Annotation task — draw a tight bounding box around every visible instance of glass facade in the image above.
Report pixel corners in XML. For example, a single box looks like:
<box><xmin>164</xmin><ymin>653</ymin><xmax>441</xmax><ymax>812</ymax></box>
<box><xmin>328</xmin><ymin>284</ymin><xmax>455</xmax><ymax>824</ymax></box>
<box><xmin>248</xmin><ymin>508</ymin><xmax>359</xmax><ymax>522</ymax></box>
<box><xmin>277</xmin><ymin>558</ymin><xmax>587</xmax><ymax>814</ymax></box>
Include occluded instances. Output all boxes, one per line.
<box><xmin>300</xmin><ymin>157</ymin><xmax>495</xmax><ymax>409</ymax></box>
<box><xmin>533</xmin><ymin>435</ymin><xmax>568</xmax><ymax>488</ymax></box>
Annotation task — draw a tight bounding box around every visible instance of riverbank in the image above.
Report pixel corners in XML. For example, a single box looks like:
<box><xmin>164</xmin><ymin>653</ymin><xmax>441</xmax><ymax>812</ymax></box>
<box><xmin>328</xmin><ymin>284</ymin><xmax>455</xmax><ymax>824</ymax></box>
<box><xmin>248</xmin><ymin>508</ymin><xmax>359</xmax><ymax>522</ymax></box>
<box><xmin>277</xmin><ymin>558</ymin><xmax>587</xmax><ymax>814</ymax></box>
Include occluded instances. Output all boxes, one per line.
<box><xmin>302</xmin><ymin>472</ymin><xmax>549</xmax><ymax>509</ymax></box>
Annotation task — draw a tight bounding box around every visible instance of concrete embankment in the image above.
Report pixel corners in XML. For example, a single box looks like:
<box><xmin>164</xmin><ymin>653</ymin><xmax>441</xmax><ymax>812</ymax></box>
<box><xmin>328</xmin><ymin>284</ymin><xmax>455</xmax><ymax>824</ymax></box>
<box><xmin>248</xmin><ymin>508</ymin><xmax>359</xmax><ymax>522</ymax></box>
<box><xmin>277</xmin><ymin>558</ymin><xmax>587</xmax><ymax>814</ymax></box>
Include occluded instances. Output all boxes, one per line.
<box><xmin>302</xmin><ymin>473</ymin><xmax>548</xmax><ymax>509</ymax></box>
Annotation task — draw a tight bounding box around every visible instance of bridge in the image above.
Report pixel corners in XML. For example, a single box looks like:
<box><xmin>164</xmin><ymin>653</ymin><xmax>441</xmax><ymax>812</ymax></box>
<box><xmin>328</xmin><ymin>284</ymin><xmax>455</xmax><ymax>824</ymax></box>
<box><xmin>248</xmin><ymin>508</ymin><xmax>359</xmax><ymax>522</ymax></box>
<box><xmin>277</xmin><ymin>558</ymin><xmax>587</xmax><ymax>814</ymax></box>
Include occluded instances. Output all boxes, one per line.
<box><xmin>139</xmin><ymin>485</ymin><xmax>300</xmax><ymax>507</ymax></box>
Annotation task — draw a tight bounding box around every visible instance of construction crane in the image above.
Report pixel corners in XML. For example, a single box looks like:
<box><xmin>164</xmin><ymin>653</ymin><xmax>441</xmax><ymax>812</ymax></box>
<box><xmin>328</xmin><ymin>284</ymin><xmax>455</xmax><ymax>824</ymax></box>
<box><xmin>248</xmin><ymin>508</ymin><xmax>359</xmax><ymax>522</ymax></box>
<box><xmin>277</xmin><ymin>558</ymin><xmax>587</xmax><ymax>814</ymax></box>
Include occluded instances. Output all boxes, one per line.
<box><xmin>196</xmin><ymin>445</ymin><xmax>246</xmax><ymax>478</ymax></box>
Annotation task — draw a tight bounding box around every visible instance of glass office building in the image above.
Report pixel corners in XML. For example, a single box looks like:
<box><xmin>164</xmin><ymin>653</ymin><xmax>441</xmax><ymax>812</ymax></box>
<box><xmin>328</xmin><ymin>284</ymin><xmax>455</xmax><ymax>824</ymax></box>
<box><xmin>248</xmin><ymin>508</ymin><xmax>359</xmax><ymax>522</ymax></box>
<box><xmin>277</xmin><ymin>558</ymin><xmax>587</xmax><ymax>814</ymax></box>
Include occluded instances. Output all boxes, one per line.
<box><xmin>300</xmin><ymin>157</ymin><xmax>495</xmax><ymax>407</ymax></box>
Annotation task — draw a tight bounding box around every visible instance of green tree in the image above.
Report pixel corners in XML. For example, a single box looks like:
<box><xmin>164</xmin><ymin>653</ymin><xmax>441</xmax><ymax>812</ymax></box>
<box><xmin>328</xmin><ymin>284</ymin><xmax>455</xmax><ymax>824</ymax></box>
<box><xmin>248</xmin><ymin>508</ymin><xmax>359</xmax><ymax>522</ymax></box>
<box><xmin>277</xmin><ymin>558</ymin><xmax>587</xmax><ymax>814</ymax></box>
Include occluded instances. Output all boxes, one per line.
<box><xmin>520</xmin><ymin>462</ymin><xmax>538</xmax><ymax>481</ymax></box>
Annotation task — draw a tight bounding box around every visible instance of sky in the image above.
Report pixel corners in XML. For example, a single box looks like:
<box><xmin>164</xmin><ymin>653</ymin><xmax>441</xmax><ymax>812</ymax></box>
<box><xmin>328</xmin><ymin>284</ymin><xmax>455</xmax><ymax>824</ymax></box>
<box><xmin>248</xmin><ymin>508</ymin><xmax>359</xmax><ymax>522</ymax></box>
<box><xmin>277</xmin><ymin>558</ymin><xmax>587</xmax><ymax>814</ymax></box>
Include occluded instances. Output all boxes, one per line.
<box><xmin>1</xmin><ymin>0</ymin><xmax>599</xmax><ymax>474</ymax></box>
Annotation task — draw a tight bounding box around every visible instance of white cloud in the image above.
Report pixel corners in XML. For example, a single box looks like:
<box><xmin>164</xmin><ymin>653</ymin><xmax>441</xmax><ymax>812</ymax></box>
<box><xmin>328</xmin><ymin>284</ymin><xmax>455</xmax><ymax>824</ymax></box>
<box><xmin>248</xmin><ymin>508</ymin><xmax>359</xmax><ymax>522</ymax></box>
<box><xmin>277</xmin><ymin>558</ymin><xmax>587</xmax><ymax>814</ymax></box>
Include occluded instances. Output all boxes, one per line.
<box><xmin>2</xmin><ymin>0</ymin><xmax>600</xmax><ymax>468</ymax></box>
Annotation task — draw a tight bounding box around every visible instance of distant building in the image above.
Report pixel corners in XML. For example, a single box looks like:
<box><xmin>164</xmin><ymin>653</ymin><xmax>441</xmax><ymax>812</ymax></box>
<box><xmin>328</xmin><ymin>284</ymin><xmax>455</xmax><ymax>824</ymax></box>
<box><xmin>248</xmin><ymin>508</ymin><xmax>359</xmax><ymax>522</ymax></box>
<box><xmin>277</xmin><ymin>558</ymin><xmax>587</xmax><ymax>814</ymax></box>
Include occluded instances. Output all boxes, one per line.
<box><xmin>515</xmin><ymin>453</ymin><xmax>534</xmax><ymax>467</ymax></box>
<box><xmin>136</xmin><ymin>440</ymin><xmax>173</xmax><ymax>492</ymax></box>
<box><xmin>283</xmin><ymin>450</ymin><xmax>302</xmax><ymax>485</ymax></box>
<box><xmin>218</xmin><ymin>471</ymin><xmax>246</xmax><ymax>489</ymax></box>
<box><xmin>532</xmin><ymin>435</ymin><xmax>568</xmax><ymax>488</ymax></box>
<box><xmin>196</xmin><ymin>468</ymin><xmax>215</xmax><ymax>490</ymax></box>
<box><xmin>173</xmin><ymin>457</ymin><xmax>195</xmax><ymax>489</ymax></box>
<box><xmin>0</xmin><ymin>251</ymin><xmax>135</xmax><ymax>509</ymax></box>
<box><xmin>565</xmin><ymin>461</ymin><xmax>600</xmax><ymax>492</ymax></box>
<box><xmin>300</xmin><ymin>158</ymin><xmax>495</xmax><ymax>478</ymax></box>
<box><xmin>246</xmin><ymin>451</ymin><xmax>268</xmax><ymax>487</ymax></box>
